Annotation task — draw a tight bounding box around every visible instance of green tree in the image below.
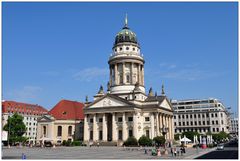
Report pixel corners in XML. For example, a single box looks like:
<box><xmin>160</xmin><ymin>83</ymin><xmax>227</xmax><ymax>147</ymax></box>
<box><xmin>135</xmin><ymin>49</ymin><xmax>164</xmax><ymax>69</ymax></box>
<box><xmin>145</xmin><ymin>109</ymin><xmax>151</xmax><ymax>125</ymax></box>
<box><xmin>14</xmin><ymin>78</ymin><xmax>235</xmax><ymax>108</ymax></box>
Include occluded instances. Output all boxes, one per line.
<box><xmin>138</xmin><ymin>135</ymin><xmax>152</xmax><ymax>146</ymax></box>
<box><xmin>174</xmin><ymin>134</ymin><xmax>181</xmax><ymax>141</ymax></box>
<box><xmin>181</xmin><ymin>131</ymin><xmax>200</xmax><ymax>141</ymax></box>
<box><xmin>153</xmin><ymin>136</ymin><xmax>166</xmax><ymax>146</ymax></box>
<box><xmin>3</xmin><ymin>113</ymin><xmax>27</xmax><ymax>145</ymax></box>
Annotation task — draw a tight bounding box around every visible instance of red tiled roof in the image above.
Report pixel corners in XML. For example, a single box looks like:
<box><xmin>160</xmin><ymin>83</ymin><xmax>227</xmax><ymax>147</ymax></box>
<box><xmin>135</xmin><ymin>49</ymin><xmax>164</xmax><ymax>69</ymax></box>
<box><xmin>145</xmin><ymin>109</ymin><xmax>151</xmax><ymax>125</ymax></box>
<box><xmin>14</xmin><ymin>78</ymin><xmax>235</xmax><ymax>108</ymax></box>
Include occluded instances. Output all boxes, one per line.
<box><xmin>2</xmin><ymin>100</ymin><xmax>48</xmax><ymax>115</ymax></box>
<box><xmin>48</xmin><ymin>100</ymin><xmax>84</xmax><ymax>120</ymax></box>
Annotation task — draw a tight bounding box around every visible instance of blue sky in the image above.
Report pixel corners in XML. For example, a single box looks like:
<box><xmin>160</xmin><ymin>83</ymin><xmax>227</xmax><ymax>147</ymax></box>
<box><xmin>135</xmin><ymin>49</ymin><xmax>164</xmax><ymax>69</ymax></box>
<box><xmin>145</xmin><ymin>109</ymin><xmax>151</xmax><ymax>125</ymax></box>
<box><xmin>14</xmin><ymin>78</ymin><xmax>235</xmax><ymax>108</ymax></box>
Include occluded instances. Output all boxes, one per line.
<box><xmin>2</xmin><ymin>2</ymin><xmax>238</xmax><ymax>115</ymax></box>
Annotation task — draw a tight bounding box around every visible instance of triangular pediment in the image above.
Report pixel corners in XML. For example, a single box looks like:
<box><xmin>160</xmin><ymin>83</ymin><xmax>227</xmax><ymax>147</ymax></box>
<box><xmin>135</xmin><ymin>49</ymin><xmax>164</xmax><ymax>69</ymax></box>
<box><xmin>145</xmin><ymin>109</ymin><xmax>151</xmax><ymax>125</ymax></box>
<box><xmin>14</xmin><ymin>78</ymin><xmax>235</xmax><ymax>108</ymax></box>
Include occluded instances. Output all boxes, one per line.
<box><xmin>87</xmin><ymin>94</ymin><xmax>134</xmax><ymax>108</ymax></box>
<box><xmin>37</xmin><ymin>115</ymin><xmax>55</xmax><ymax>122</ymax></box>
<box><xmin>159</xmin><ymin>99</ymin><xmax>173</xmax><ymax>111</ymax></box>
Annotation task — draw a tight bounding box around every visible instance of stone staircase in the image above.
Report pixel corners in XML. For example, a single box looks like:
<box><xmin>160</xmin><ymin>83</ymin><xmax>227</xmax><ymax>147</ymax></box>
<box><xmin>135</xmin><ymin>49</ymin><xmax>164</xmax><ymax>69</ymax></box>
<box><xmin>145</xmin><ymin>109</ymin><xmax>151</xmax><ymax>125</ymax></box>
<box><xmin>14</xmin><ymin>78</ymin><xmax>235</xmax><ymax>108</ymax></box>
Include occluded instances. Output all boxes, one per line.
<box><xmin>92</xmin><ymin>141</ymin><xmax>118</xmax><ymax>146</ymax></box>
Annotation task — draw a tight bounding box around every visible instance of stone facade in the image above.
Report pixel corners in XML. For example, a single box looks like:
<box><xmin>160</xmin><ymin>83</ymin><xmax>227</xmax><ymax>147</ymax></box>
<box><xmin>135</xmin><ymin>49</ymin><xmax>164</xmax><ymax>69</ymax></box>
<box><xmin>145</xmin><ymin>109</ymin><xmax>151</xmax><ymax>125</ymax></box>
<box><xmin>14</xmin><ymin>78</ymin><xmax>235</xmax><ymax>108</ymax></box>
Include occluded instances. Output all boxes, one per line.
<box><xmin>83</xmin><ymin>17</ymin><xmax>174</xmax><ymax>145</ymax></box>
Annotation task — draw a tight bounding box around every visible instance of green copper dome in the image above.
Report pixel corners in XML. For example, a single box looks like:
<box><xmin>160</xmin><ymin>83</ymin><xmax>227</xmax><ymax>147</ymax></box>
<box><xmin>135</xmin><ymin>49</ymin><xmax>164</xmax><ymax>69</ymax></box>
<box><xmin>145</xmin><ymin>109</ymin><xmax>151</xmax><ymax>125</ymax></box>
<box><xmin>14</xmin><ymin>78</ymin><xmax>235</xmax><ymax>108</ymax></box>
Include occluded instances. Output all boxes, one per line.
<box><xmin>114</xmin><ymin>26</ymin><xmax>138</xmax><ymax>46</ymax></box>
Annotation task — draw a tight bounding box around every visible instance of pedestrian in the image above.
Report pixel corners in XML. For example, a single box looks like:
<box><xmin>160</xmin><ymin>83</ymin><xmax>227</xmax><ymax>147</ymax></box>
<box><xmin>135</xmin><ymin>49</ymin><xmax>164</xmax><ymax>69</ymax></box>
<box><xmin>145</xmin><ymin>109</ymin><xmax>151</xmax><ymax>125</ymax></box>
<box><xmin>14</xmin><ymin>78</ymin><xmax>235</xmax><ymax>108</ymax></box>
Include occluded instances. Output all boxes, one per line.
<box><xmin>180</xmin><ymin>147</ymin><xmax>183</xmax><ymax>156</ymax></box>
<box><xmin>171</xmin><ymin>147</ymin><xmax>174</xmax><ymax>157</ymax></box>
<box><xmin>174</xmin><ymin>147</ymin><xmax>177</xmax><ymax>157</ymax></box>
<box><xmin>97</xmin><ymin>142</ymin><xmax>99</xmax><ymax>147</ymax></box>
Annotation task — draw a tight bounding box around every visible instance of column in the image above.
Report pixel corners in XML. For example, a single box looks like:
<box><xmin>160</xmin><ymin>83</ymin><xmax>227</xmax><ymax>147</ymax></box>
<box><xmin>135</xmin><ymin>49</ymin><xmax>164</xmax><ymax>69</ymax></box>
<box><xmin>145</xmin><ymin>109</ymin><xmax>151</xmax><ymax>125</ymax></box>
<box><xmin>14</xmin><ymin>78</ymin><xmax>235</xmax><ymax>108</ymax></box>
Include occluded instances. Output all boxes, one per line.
<box><xmin>112</xmin><ymin>113</ymin><xmax>117</xmax><ymax>141</ymax></box>
<box><xmin>156</xmin><ymin>113</ymin><xmax>159</xmax><ymax>136</ymax></box>
<box><xmin>133</xmin><ymin>112</ymin><xmax>138</xmax><ymax>139</ymax></box>
<box><xmin>84</xmin><ymin>115</ymin><xmax>89</xmax><ymax>141</ymax></box>
<box><xmin>138</xmin><ymin>64</ymin><xmax>141</xmax><ymax>84</ymax></box>
<box><xmin>171</xmin><ymin>116</ymin><xmax>174</xmax><ymax>140</ymax></box>
<box><xmin>142</xmin><ymin>65</ymin><xmax>144</xmax><ymax>85</ymax></box>
<box><xmin>110</xmin><ymin>66</ymin><xmax>112</xmax><ymax>86</ymax></box>
<box><xmin>122</xmin><ymin>112</ymin><xmax>127</xmax><ymax>141</ymax></box>
<box><xmin>150</xmin><ymin>113</ymin><xmax>155</xmax><ymax>139</ymax></box>
<box><xmin>93</xmin><ymin>114</ymin><xmax>98</xmax><ymax>141</ymax></box>
<box><xmin>114</xmin><ymin>64</ymin><xmax>118</xmax><ymax>85</ymax></box>
<box><xmin>122</xmin><ymin>62</ymin><xmax>125</xmax><ymax>84</ymax></box>
<box><xmin>131</xmin><ymin>63</ymin><xmax>134</xmax><ymax>84</ymax></box>
<box><xmin>159</xmin><ymin>113</ymin><xmax>162</xmax><ymax>136</ymax></box>
<box><xmin>102</xmin><ymin>113</ymin><xmax>107</xmax><ymax>141</ymax></box>
<box><xmin>167</xmin><ymin>116</ymin><xmax>170</xmax><ymax>140</ymax></box>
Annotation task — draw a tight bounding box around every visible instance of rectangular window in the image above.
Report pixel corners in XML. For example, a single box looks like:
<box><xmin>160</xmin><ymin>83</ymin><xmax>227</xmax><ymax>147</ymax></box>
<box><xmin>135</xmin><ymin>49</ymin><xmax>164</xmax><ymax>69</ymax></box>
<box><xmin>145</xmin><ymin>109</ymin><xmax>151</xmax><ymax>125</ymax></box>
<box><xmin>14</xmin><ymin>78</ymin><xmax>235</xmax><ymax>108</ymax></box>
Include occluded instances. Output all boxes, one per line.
<box><xmin>202</xmin><ymin>114</ymin><xmax>205</xmax><ymax>118</ymax></box>
<box><xmin>174</xmin><ymin>122</ymin><xmax>176</xmax><ymax>126</ymax></box>
<box><xmin>129</xmin><ymin>130</ymin><xmax>133</xmax><ymax>137</ymax></box>
<box><xmin>118</xmin><ymin>130</ymin><xmax>122</xmax><ymax>140</ymax></box>
<box><xmin>186</xmin><ymin>115</ymin><xmax>188</xmax><ymax>119</ymax></box>
<box><xmin>215</xmin><ymin>113</ymin><xmax>218</xmax><ymax>117</ymax></box>
<box><xmin>195</xmin><ymin>121</ymin><xmax>197</xmax><ymax>125</ymax></box>
<box><xmin>199</xmin><ymin>121</ymin><xmax>201</xmax><ymax>125</ymax></box>
<box><xmin>183</xmin><ymin>122</ymin><xmax>185</xmax><ymax>126</ymax></box>
<box><xmin>222</xmin><ymin>128</ymin><xmax>224</xmax><ymax>132</ymax></box>
<box><xmin>216</xmin><ymin>120</ymin><xmax>218</xmax><ymax>125</ymax></box>
<box><xmin>211</xmin><ymin>113</ymin><xmax>214</xmax><ymax>117</ymax></box>
<box><xmin>207</xmin><ymin>121</ymin><xmax>210</xmax><ymax>125</ymax></box>
<box><xmin>99</xmin><ymin>131</ymin><xmax>103</xmax><ymax>140</ymax></box>
<box><xmin>206</xmin><ymin>113</ymin><xmax>209</xmax><ymax>117</ymax></box>
<box><xmin>146</xmin><ymin>130</ymin><xmax>150</xmax><ymax>138</ymax></box>
<box><xmin>179</xmin><ymin>122</ymin><xmax>181</xmax><ymax>126</ymax></box>
<box><xmin>190</xmin><ymin>115</ymin><xmax>192</xmax><ymax>118</ymax></box>
<box><xmin>194</xmin><ymin>114</ymin><xmax>196</xmax><ymax>118</ymax></box>
<box><xmin>118</xmin><ymin>117</ymin><xmax>123</xmax><ymax>122</ymax></box>
<box><xmin>221</xmin><ymin>120</ymin><xmax>224</xmax><ymax>124</ymax></box>
<box><xmin>178</xmin><ymin>115</ymin><xmax>181</xmax><ymax>119</ymax></box>
<box><xmin>90</xmin><ymin>131</ymin><xmax>93</xmax><ymax>140</ymax></box>
<box><xmin>216</xmin><ymin>128</ymin><xmax>219</xmax><ymax>132</ymax></box>
<box><xmin>128</xmin><ymin>117</ymin><xmax>133</xmax><ymax>122</ymax></box>
<box><xmin>186</xmin><ymin>122</ymin><xmax>189</xmax><ymax>126</ymax></box>
<box><xmin>145</xmin><ymin>117</ymin><xmax>150</xmax><ymax>122</ymax></box>
<box><xmin>182</xmin><ymin>115</ymin><xmax>185</xmax><ymax>119</ymax></box>
<box><xmin>191</xmin><ymin>121</ymin><xmax>193</xmax><ymax>125</ymax></box>
<box><xmin>212</xmin><ymin>121</ymin><xmax>214</xmax><ymax>125</ymax></box>
<box><xmin>221</xmin><ymin>113</ymin><xmax>223</xmax><ymax>117</ymax></box>
<box><xmin>90</xmin><ymin>118</ymin><xmax>93</xmax><ymax>123</ymax></box>
<box><xmin>198</xmin><ymin>114</ymin><xmax>201</xmax><ymax>118</ymax></box>
<box><xmin>99</xmin><ymin>118</ymin><xmax>103</xmax><ymax>123</ymax></box>
<box><xmin>174</xmin><ymin>116</ymin><xmax>176</xmax><ymax>119</ymax></box>
<box><xmin>203</xmin><ymin>121</ymin><xmax>205</xmax><ymax>125</ymax></box>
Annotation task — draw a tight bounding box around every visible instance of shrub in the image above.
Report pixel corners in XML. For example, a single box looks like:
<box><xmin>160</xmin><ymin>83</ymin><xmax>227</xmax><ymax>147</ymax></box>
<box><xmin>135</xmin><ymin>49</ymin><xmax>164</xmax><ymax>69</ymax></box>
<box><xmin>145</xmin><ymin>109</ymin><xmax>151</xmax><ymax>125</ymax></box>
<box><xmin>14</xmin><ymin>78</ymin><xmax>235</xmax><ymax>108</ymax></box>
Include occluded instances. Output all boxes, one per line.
<box><xmin>153</xmin><ymin>136</ymin><xmax>166</xmax><ymax>146</ymax></box>
<box><xmin>66</xmin><ymin>140</ymin><xmax>72</xmax><ymax>146</ymax></box>
<box><xmin>123</xmin><ymin>137</ymin><xmax>138</xmax><ymax>146</ymax></box>
<box><xmin>138</xmin><ymin>135</ymin><xmax>152</xmax><ymax>146</ymax></box>
<box><xmin>72</xmin><ymin>141</ymin><xmax>82</xmax><ymax>146</ymax></box>
<box><xmin>207</xmin><ymin>144</ymin><xmax>214</xmax><ymax>148</ymax></box>
<box><xmin>62</xmin><ymin>140</ymin><xmax>67</xmax><ymax>146</ymax></box>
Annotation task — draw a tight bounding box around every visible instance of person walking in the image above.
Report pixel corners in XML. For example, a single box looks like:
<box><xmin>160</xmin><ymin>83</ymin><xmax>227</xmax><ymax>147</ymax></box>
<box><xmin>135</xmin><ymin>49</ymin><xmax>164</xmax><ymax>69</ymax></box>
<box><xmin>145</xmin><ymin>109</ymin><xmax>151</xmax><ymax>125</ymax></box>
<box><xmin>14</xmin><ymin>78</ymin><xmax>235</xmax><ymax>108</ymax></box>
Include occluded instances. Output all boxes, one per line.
<box><xmin>174</xmin><ymin>147</ymin><xmax>177</xmax><ymax>157</ymax></box>
<box><xmin>171</xmin><ymin>147</ymin><xmax>174</xmax><ymax>157</ymax></box>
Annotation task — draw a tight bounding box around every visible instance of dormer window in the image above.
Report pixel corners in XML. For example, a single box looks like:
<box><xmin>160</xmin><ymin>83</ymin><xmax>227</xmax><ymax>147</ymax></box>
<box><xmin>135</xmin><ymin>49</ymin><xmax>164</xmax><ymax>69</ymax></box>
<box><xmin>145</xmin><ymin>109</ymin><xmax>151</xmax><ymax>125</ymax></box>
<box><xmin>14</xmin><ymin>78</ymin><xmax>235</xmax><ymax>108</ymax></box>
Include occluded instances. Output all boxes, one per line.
<box><xmin>62</xmin><ymin>111</ymin><xmax>67</xmax><ymax>115</ymax></box>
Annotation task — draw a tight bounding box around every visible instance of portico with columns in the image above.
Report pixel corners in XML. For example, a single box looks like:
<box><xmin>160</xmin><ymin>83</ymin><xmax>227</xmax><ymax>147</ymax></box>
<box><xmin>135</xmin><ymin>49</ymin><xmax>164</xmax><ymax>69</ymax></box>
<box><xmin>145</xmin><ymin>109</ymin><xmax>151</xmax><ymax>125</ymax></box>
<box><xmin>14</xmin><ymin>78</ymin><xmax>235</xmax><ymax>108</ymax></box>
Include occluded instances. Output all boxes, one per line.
<box><xmin>83</xmin><ymin>16</ymin><xmax>174</xmax><ymax>146</ymax></box>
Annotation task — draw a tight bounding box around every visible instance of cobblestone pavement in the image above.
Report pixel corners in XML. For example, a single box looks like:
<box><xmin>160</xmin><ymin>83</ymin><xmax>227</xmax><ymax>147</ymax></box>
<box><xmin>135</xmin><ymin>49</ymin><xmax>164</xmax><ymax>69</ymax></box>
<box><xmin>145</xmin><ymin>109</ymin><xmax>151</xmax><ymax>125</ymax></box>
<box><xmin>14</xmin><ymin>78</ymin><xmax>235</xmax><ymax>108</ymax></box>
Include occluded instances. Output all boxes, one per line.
<box><xmin>2</xmin><ymin>146</ymin><xmax>215</xmax><ymax>159</ymax></box>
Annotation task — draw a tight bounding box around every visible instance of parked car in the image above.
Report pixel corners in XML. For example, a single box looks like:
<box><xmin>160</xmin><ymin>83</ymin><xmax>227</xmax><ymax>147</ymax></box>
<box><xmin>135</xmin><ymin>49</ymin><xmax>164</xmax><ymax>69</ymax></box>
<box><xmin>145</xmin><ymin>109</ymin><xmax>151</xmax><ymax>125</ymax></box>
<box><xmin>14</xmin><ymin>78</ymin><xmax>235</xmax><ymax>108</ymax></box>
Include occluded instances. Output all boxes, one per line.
<box><xmin>217</xmin><ymin>143</ymin><xmax>224</xmax><ymax>150</ymax></box>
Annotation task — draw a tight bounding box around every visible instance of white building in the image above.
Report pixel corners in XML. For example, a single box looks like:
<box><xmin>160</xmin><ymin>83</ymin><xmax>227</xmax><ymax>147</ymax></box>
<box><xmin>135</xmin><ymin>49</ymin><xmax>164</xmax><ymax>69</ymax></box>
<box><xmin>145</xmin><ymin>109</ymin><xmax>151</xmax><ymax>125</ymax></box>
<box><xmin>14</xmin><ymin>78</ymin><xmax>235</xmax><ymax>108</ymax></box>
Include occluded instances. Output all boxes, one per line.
<box><xmin>83</xmin><ymin>16</ymin><xmax>174</xmax><ymax>146</ymax></box>
<box><xmin>2</xmin><ymin>100</ymin><xmax>48</xmax><ymax>144</ymax></box>
<box><xmin>172</xmin><ymin>98</ymin><xmax>231</xmax><ymax>134</ymax></box>
<box><xmin>230</xmin><ymin>118</ymin><xmax>238</xmax><ymax>136</ymax></box>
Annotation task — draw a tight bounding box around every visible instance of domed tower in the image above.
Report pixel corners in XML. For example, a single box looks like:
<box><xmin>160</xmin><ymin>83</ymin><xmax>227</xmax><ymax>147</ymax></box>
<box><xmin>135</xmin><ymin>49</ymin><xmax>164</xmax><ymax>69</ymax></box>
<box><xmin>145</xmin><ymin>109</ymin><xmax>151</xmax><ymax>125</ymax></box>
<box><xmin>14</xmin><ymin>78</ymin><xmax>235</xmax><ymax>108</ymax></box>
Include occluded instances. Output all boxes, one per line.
<box><xmin>108</xmin><ymin>15</ymin><xmax>145</xmax><ymax>95</ymax></box>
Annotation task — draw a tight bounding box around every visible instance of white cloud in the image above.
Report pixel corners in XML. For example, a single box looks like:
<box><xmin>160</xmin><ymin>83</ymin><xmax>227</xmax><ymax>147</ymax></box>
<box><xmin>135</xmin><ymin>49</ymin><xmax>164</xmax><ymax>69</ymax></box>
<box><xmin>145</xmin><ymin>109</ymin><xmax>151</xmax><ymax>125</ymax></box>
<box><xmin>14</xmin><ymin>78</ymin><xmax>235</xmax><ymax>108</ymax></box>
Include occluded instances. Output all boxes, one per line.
<box><xmin>6</xmin><ymin>86</ymin><xmax>42</xmax><ymax>102</ymax></box>
<box><xmin>73</xmin><ymin>67</ymin><xmax>108</xmax><ymax>82</ymax></box>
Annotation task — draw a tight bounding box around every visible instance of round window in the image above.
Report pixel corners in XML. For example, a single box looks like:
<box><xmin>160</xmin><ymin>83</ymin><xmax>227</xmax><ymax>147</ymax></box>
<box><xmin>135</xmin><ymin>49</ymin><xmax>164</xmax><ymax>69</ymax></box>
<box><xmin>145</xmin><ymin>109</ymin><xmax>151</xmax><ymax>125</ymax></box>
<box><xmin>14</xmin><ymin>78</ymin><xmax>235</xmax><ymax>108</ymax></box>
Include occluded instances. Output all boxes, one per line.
<box><xmin>126</xmin><ymin>47</ymin><xmax>129</xmax><ymax>50</ymax></box>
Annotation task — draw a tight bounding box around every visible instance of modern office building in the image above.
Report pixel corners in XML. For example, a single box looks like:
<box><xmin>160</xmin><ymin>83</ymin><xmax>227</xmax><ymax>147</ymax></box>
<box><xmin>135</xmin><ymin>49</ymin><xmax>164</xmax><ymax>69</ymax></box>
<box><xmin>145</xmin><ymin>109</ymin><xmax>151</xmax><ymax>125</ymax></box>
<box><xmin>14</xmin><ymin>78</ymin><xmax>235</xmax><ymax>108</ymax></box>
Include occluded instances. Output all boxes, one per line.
<box><xmin>2</xmin><ymin>100</ymin><xmax>48</xmax><ymax>144</ymax></box>
<box><xmin>230</xmin><ymin>117</ymin><xmax>238</xmax><ymax>136</ymax></box>
<box><xmin>172</xmin><ymin>98</ymin><xmax>230</xmax><ymax>134</ymax></box>
<box><xmin>83</xmin><ymin>16</ymin><xmax>174</xmax><ymax>146</ymax></box>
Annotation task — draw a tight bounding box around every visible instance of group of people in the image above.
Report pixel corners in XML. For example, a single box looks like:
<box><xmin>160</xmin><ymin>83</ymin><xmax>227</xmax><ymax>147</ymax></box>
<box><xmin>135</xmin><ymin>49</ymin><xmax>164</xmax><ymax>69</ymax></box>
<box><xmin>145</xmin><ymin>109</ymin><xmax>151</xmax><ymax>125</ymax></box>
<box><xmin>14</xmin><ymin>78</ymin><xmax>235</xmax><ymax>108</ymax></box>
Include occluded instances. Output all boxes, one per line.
<box><xmin>170</xmin><ymin>146</ymin><xmax>186</xmax><ymax>157</ymax></box>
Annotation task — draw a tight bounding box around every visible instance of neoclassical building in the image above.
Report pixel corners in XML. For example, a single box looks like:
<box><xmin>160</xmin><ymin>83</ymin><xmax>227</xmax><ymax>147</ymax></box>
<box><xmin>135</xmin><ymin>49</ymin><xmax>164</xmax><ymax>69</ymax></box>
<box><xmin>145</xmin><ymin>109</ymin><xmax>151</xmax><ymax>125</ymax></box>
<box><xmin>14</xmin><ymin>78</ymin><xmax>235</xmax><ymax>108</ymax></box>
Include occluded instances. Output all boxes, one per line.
<box><xmin>83</xmin><ymin>17</ymin><xmax>174</xmax><ymax>145</ymax></box>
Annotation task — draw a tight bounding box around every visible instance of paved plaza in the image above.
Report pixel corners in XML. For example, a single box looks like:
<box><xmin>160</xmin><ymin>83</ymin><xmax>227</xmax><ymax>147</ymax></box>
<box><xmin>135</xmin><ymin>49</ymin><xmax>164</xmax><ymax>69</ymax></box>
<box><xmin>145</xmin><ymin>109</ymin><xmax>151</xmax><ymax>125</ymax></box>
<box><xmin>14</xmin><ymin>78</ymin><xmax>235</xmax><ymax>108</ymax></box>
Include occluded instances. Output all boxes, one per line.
<box><xmin>2</xmin><ymin>146</ymin><xmax>215</xmax><ymax>159</ymax></box>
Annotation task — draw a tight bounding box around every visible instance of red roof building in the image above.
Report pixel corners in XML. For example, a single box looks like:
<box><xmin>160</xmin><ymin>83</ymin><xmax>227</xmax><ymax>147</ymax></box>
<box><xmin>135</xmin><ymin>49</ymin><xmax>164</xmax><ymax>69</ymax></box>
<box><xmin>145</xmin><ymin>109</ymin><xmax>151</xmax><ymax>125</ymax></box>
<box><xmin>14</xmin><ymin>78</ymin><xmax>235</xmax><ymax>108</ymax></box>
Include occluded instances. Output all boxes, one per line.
<box><xmin>48</xmin><ymin>100</ymin><xmax>84</xmax><ymax>120</ymax></box>
<box><xmin>2</xmin><ymin>100</ymin><xmax>48</xmax><ymax>143</ymax></box>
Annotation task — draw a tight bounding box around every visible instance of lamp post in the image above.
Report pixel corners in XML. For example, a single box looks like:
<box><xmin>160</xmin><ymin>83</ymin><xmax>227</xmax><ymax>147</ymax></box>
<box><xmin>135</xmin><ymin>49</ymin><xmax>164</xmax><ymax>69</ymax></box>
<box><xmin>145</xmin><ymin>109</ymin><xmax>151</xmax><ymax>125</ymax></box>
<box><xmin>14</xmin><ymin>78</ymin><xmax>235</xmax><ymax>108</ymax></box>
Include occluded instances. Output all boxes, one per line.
<box><xmin>162</xmin><ymin>126</ymin><xmax>169</xmax><ymax>150</ymax></box>
<box><xmin>7</xmin><ymin>114</ymin><xmax>10</xmax><ymax>148</ymax></box>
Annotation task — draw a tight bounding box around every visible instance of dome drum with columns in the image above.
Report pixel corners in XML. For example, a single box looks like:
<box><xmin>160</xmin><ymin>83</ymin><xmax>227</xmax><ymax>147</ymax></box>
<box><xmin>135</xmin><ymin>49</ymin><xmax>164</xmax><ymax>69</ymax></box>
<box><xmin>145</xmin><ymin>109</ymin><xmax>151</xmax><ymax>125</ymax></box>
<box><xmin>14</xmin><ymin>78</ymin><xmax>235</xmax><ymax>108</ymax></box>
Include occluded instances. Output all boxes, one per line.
<box><xmin>83</xmin><ymin>16</ymin><xmax>174</xmax><ymax>146</ymax></box>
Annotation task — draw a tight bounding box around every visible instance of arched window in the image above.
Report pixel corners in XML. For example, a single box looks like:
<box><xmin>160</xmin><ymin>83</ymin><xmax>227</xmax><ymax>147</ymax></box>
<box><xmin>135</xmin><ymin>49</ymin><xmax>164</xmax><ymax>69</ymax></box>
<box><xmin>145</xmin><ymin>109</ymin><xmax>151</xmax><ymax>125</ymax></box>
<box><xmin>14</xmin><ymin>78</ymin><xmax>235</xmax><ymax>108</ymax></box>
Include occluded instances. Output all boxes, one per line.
<box><xmin>43</xmin><ymin>126</ymin><xmax>46</xmax><ymax>136</ymax></box>
<box><xmin>68</xmin><ymin>126</ymin><xmax>72</xmax><ymax>136</ymax></box>
<box><xmin>57</xmin><ymin>126</ymin><xmax>62</xmax><ymax>137</ymax></box>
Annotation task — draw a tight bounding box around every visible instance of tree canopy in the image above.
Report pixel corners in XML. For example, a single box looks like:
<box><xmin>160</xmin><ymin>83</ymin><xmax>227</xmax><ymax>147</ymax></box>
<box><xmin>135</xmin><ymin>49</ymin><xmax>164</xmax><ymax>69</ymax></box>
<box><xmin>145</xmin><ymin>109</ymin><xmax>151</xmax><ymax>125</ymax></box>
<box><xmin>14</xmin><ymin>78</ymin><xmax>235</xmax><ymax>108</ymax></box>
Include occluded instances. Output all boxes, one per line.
<box><xmin>3</xmin><ymin>113</ymin><xmax>27</xmax><ymax>145</ymax></box>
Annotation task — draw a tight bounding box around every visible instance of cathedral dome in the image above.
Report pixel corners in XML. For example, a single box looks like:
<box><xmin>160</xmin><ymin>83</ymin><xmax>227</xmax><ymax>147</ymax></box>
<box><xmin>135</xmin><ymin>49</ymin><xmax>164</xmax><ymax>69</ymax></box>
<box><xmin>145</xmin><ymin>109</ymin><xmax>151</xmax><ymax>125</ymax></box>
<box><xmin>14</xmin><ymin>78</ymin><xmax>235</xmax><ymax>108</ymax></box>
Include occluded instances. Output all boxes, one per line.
<box><xmin>114</xmin><ymin>26</ymin><xmax>138</xmax><ymax>46</ymax></box>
